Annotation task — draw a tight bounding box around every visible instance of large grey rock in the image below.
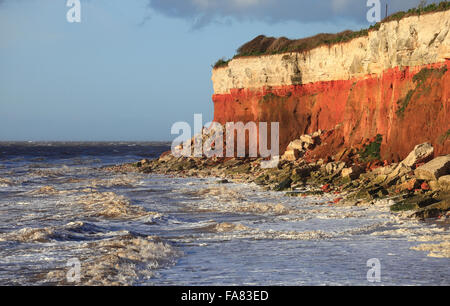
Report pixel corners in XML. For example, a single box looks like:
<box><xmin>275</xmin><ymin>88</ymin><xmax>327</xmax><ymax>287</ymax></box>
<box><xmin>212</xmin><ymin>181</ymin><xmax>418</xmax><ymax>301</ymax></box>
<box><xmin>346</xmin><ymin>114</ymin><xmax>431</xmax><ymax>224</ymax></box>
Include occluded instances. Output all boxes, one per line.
<box><xmin>325</xmin><ymin>162</ymin><xmax>346</xmax><ymax>175</ymax></box>
<box><xmin>384</xmin><ymin>163</ymin><xmax>412</xmax><ymax>186</ymax></box>
<box><xmin>414</xmin><ymin>155</ymin><xmax>450</xmax><ymax>181</ymax></box>
<box><xmin>401</xmin><ymin>143</ymin><xmax>434</xmax><ymax>168</ymax></box>
<box><xmin>372</xmin><ymin>163</ymin><xmax>398</xmax><ymax>176</ymax></box>
<box><xmin>438</xmin><ymin>175</ymin><xmax>450</xmax><ymax>191</ymax></box>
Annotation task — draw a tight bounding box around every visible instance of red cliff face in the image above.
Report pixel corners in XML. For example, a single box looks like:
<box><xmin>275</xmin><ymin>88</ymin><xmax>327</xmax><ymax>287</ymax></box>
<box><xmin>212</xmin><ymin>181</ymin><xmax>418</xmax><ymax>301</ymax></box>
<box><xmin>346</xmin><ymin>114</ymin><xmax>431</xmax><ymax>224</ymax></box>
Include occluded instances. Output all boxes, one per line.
<box><xmin>213</xmin><ymin>60</ymin><xmax>450</xmax><ymax>162</ymax></box>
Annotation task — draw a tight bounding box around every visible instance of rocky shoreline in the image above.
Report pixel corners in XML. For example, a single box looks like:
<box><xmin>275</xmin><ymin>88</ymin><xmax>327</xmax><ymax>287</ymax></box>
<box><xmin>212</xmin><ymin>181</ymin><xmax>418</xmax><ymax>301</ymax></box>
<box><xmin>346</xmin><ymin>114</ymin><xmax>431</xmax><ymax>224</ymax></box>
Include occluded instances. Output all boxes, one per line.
<box><xmin>105</xmin><ymin>132</ymin><xmax>450</xmax><ymax>224</ymax></box>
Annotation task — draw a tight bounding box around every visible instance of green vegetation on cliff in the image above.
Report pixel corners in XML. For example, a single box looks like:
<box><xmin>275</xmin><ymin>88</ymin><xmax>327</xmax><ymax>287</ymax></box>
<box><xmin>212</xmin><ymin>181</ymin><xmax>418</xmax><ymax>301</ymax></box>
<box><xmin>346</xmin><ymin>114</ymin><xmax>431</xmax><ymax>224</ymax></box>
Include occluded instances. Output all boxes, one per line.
<box><xmin>438</xmin><ymin>129</ymin><xmax>450</xmax><ymax>145</ymax></box>
<box><xmin>396</xmin><ymin>66</ymin><xmax>448</xmax><ymax>118</ymax></box>
<box><xmin>213</xmin><ymin>58</ymin><xmax>231</xmax><ymax>69</ymax></box>
<box><xmin>358</xmin><ymin>134</ymin><xmax>383</xmax><ymax>162</ymax></box>
<box><xmin>213</xmin><ymin>1</ymin><xmax>450</xmax><ymax>68</ymax></box>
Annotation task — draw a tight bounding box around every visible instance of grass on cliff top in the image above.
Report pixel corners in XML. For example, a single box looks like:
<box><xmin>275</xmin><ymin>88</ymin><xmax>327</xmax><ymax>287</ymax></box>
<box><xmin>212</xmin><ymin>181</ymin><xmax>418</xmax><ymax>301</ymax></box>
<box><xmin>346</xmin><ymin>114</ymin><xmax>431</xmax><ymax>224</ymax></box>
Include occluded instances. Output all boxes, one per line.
<box><xmin>213</xmin><ymin>58</ymin><xmax>232</xmax><ymax>69</ymax></box>
<box><xmin>213</xmin><ymin>1</ymin><xmax>450</xmax><ymax>69</ymax></box>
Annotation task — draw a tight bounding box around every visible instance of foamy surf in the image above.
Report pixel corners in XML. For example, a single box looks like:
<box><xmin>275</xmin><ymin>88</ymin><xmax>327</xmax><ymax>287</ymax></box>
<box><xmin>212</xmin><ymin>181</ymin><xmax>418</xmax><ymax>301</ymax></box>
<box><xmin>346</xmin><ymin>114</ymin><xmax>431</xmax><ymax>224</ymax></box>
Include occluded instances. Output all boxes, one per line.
<box><xmin>0</xmin><ymin>142</ymin><xmax>448</xmax><ymax>285</ymax></box>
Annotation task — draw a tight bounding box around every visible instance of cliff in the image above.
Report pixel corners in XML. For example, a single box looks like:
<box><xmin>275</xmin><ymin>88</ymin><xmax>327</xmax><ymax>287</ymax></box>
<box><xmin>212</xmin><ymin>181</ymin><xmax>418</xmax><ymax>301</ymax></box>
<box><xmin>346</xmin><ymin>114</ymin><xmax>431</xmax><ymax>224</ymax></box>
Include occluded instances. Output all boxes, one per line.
<box><xmin>211</xmin><ymin>9</ymin><xmax>450</xmax><ymax>162</ymax></box>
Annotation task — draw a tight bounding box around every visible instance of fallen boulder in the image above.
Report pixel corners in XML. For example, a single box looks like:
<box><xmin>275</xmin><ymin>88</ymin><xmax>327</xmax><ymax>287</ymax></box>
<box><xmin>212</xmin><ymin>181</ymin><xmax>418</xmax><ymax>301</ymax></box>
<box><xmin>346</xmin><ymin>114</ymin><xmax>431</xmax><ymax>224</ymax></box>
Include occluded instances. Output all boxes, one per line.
<box><xmin>412</xmin><ymin>199</ymin><xmax>450</xmax><ymax>220</ymax></box>
<box><xmin>282</xmin><ymin>149</ymin><xmax>301</xmax><ymax>161</ymax></box>
<box><xmin>414</xmin><ymin>155</ymin><xmax>450</xmax><ymax>181</ymax></box>
<box><xmin>341</xmin><ymin>165</ymin><xmax>363</xmax><ymax>180</ymax></box>
<box><xmin>372</xmin><ymin>163</ymin><xmax>398</xmax><ymax>176</ymax></box>
<box><xmin>325</xmin><ymin>162</ymin><xmax>346</xmax><ymax>176</ymax></box>
<box><xmin>384</xmin><ymin>163</ymin><xmax>412</xmax><ymax>187</ymax></box>
<box><xmin>287</xmin><ymin>139</ymin><xmax>304</xmax><ymax>151</ymax></box>
<box><xmin>300</xmin><ymin>135</ymin><xmax>314</xmax><ymax>145</ymax></box>
<box><xmin>438</xmin><ymin>175</ymin><xmax>450</xmax><ymax>191</ymax></box>
<box><xmin>401</xmin><ymin>143</ymin><xmax>434</xmax><ymax>168</ymax></box>
<box><xmin>429</xmin><ymin>180</ymin><xmax>440</xmax><ymax>191</ymax></box>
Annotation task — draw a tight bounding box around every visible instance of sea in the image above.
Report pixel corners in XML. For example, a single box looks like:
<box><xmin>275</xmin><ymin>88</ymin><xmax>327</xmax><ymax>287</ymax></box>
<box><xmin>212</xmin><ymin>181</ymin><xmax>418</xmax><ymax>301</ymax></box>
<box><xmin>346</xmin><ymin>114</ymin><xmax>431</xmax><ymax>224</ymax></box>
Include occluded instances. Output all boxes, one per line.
<box><xmin>0</xmin><ymin>142</ymin><xmax>448</xmax><ymax>285</ymax></box>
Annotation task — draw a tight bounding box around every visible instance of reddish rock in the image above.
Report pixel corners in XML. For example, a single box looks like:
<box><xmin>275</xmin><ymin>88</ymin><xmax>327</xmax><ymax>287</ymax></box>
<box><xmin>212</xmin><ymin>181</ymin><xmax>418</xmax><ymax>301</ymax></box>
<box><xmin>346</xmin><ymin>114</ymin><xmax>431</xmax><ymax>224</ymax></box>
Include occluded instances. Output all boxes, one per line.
<box><xmin>395</xmin><ymin>179</ymin><xmax>419</xmax><ymax>193</ymax></box>
<box><xmin>421</xmin><ymin>182</ymin><xmax>431</xmax><ymax>191</ymax></box>
<box><xmin>333</xmin><ymin>197</ymin><xmax>343</xmax><ymax>204</ymax></box>
<box><xmin>321</xmin><ymin>184</ymin><xmax>331</xmax><ymax>193</ymax></box>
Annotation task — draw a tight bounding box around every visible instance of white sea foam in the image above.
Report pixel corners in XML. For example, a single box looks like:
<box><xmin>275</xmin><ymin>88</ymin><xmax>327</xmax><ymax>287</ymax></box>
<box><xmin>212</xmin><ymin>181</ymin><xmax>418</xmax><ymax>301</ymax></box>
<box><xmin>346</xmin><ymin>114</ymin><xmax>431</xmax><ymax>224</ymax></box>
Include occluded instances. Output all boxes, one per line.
<box><xmin>1</xmin><ymin>145</ymin><xmax>449</xmax><ymax>285</ymax></box>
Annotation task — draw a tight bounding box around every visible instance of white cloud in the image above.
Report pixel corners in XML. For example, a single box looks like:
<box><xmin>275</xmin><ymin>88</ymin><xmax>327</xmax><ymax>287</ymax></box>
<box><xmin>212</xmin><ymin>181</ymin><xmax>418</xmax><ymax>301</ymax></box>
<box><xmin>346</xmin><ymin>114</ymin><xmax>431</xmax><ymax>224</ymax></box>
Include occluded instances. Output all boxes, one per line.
<box><xmin>332</xmin><ymin>0</ymin><xmax>353</xmax><ymax>12</ymax></box>
<box><xmin>0</xmin><ymin>0</ymin><xmax>438</xmax><ymax>28</ymax></box>
<box><xmin>146</xmin><ymin>0</ymin><xmax>435</xmax><ymax>27</ymax></box>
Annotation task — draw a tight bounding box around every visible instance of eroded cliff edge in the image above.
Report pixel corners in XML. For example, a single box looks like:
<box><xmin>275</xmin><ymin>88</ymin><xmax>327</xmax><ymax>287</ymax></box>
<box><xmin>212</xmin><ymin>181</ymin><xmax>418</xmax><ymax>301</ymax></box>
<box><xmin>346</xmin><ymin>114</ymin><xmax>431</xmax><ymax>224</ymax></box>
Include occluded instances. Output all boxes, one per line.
<box><xmin>212</xmin><ymin>10</ymin><xmax>450</xmax><ymax>162</ymax></box>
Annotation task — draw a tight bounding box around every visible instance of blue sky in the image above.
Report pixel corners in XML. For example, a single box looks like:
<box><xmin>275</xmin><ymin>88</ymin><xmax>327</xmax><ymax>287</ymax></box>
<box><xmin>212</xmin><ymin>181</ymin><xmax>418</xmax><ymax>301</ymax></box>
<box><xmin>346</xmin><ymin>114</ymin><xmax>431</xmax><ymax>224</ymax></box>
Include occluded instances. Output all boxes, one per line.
<box><xmin>0</xmin><ymin>0</ymin><xmax>430</xmax><ymax>141</ymax></box>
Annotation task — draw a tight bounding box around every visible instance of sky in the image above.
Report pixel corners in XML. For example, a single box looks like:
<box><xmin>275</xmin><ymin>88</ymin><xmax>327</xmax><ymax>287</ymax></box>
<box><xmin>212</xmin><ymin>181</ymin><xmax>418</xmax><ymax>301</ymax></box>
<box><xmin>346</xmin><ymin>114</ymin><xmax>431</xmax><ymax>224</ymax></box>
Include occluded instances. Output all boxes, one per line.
<box><xmin>0</xmin><ymin>0</ymin><xmax>435</xmax><ymax>141</ymax></box>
